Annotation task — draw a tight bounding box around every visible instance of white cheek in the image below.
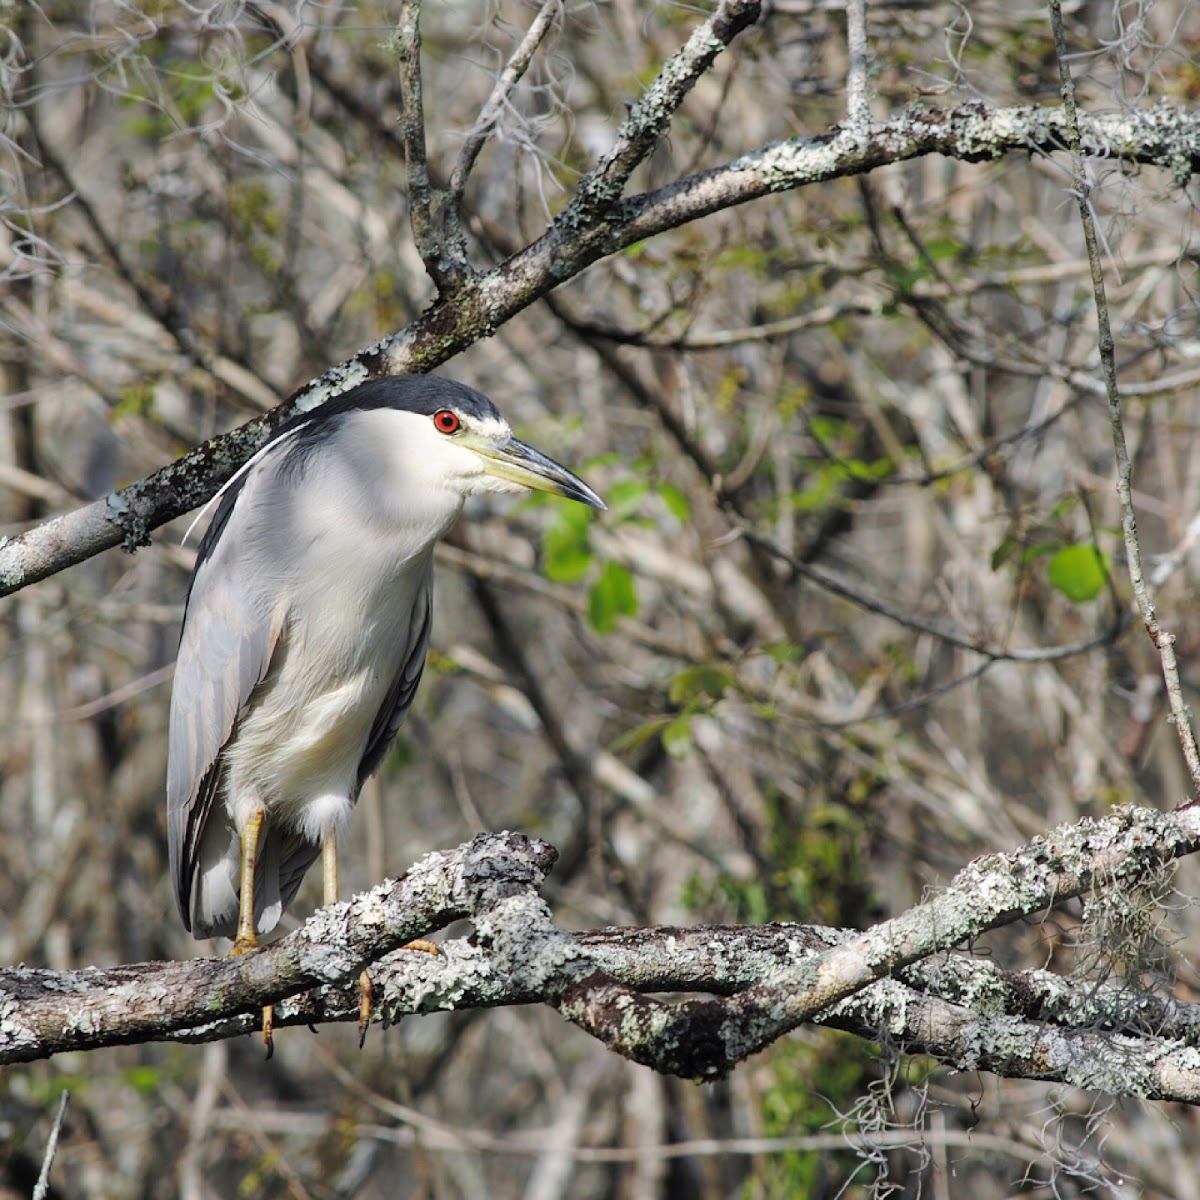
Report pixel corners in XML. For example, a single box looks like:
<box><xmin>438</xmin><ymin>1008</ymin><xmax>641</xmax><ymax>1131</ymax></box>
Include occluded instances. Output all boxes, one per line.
<box><xmin>438</xmin><ymin>443</ymin><xmax>490</xmax><ymax>492</ymax></box>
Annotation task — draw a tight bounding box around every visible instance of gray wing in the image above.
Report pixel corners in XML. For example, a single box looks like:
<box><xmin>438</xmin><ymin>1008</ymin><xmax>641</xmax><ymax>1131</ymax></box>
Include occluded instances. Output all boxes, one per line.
<box><xmin>166</xmin><ymin>465</ymin><xmax>287</xmax><ymax>933</ymax></box>
<box><xmin>357</xmin><ymin>577</ymin><xmax>434</xmax><ymax>792</ymax></box>
<box><xmin>270</xmin><ymin>577</ymin><xmax>434</xmax><ymax>904</ymax></box>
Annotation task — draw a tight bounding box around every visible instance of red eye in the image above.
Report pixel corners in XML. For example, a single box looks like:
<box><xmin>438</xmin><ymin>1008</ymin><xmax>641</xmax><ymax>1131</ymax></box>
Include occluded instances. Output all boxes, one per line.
<box><xmin>433</xmin><ymin>410</ymin><xmax>461</xmax><ymax>434</ymax></box>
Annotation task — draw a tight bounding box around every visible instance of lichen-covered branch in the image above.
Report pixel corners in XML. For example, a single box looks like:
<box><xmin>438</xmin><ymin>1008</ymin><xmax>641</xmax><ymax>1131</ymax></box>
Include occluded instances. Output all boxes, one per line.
<box><xmin>154</xmin><ymin>919</ymin><xmax>1200</xmax><ymax>1104</ymax></box>
<box><xmin>616</xmin><ymin>100</ymin><xmax>1200</xmax><ymax>245</ymax></box>
<box><xmin>1</xmin><ymin>94</ymin><xmax>1196</xmax><ymax>599</ymax></box>
<box><xmin>5</xmin><ymin>808</ymin><xmax>1200</xmax><ymax>1103</ymax></box>
<box><xmin>552</xmin><ymin>805</ymin><xmax>1200</xmax><ymax>1078</ymax></box>
<box><xmin>0</xmin><ymin>833</ymin><xmax>556</xmax><ymax>1064</ymax></box>
<box><xmin>822</xmin><ymin>982</ymin><xmax>1200</xmax><ymax>1103</ymax></box>
<box><xmin>557</xmin><ymin>0</ymin><xmax>761</xmax><ymax>226</ymax></box>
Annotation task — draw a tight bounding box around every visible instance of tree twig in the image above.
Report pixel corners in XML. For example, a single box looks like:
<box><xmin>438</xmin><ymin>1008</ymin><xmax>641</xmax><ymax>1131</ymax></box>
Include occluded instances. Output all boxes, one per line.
<box><xmin>560</xmin><ymin>0</ymin><xmax>762</xmax><ymax>226</ymax></box>
<box><xmin>447</xmin><ymin>0</ymin><xmax>563</xmax><ymax>206</ymax></box>
<box><xmin>1048</xmin><ymin>0</ymin><xmax>1200</xmax><ymax>794</ymax></box>
<box><xmin>740</xmin><ymin>524</ymin><xmax>1131</xmax><ymax>665</ymax></box>
<box><xmin>395</xmin><ymin>1</ymin><xmax>470</xmax><ymax>289</ymax></box>
<box><xmin>844</xmin><ymin>0</ymin><xmax>871</xmax><ymax>127</ymax></box>
<box><xmin>32</xmin><ymin>1091</ymin><xmax>68</xmax><ymax>1200</ymax></box>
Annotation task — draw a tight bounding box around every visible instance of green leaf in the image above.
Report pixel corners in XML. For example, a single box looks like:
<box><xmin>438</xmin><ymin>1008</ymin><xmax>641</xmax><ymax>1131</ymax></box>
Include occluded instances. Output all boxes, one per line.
<box><xmin>543</xmin><ymin>540</ymin><xmax>592</xmax><ymax>583</ymax></box>
<box><xmin>124</xmin><ymin>1065</ymin><xmax>162</xmax><ymax>1095</ymax></box>
<box><xmin>762</xmin><ymin>639</ymin><xmax>808</xmax><ymax>665</ymax></box>
<box><xmin>610</xmin><ymin>716</ymin><xmax>674</xmax><ymax>756</ymax></box>
<box><xmin>587</xmin><ymin>561</ymin><xmax>638</xmax><ymax>633</ymax></box>
<box><xmin>658</xmin><ymin>483</ymin><xmax>691</xmax><ymax>523</ymax></box>
<box><xmin>661</xmin><ymin>715</ymin><xmax>692</xmax><ymax>759</ymax></box>
<box><xmin>990</xmin><ymin>535</ymin><xmax>1020</xmax><ymax>571</ymax></box>
<box><xmin>669</xmin><ymin>665</ymin><xmax>732</xmax><ymax>706</ymax></box>
<box><xmin>809</xmin><ymin>414</ymin><xmax>852</xmax><ymax>444</ymax></box>
<box><xmin>605</xmin><ymin>479</ymin><xmax>649</xmax><ymax>517</ymax></box>
<box><xmin>1048</xmin><ymin>543</ymin><xmax>1110</xmax><ymax>603</ymax></box>
<box><xmin>1020</xmin><ymin>541</ymin><xmax>1060</xmax><ymax>565</ymax></box>
<box><xmin>924</xmin><ymin>234</ymin><xmax>965</xmax><ymax>262</ymax></box>
<box><xmin>542</xmin><ymin>506</ymin><xmax>594</xmax><ymax>583</ymax></box>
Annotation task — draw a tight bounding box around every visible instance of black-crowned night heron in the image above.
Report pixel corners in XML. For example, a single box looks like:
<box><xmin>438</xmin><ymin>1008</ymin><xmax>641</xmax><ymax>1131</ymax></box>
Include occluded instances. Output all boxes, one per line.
<box><xmin>167</xmin><ymin>375</ymin><xmax>604</xmax><ymax>1051</ymax></box>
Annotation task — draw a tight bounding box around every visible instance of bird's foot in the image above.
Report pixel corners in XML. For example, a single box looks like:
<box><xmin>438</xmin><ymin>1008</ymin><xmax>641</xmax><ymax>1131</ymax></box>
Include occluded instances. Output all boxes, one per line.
<box><xmin>229</xmin><ymin>932</ymin><xmax>258</xmax><ymax>957</ymax></box>
<box><xmin>357</xmin><ymin>970</ymin><xmax>372</xmax><ymax>1049</ymax></box>
<box><xmin>353</xmin><ymin>943</ymin><xmax>438</xmax><ymax>1049</ymax></box>
<box><xmin>228</xmin><ymin>936</ymin><xmax>273</xmax><ymax>1058</ymax></box>
<box><xmin>401</xmin><ymin>938</ymin><xmax>440</xmax><ymax>956</ymax></box>
<box><xmin>261</xmin><ymin>1005</ymin><xmax>275</xmax><ymax>1059</ymax></box>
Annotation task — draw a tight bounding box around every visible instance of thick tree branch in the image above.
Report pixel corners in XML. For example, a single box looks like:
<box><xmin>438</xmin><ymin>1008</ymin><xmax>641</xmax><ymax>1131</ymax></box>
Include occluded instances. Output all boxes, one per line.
<box><xmin>552</xmin><ymin>804</ymin><xmax>1200</xmax><ymax>1077</ymax></box>
<box><xmin>0</xmin><ymin>832</ymin><xmax>556</xmax><ymax>1064</ymax></box>
<box><xmin>158</xmin><ymin>921</ymin><xmax>1200</xmax><ymax>1104</ymax></box>
<box><xmin>1</xmin><ymin>99</ymin><xmax>1196</xmax><ymax>598</ymax></box>
<box><xmin>616</xmin><ymin>100</ymin><xmax>1200</xmax><ymax>245</ymax></box>
<box><xmin>5</xmin><ymin>808</ymin><xmax>1200</xmax><ymax>1102</ymax></box>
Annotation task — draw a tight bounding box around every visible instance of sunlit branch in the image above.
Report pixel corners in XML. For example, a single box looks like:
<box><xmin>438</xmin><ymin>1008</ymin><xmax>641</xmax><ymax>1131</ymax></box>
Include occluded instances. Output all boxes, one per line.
<box><xmin>844</xmin><ymin>0</ymin><xmax>871</xmax><ymax>126</ymax></box>
<box><xmin>395</xmin><ymin>0</ymin><xmax>470</xmax><ymax>289</ymax></box>
<box><xmin>5</xmin><ymin>809</ymin><xmax>1200</xmax><ymax>1099</ymax></box>
<box><xmin>1</xmin><ymin>95</ymin><xmax>1196</xmax><ymax>599</ymax></box>
<box><xmin>1048</xmin><ymin>0</ymin><xmax>1200</xmax><ymax>795</ymax></box>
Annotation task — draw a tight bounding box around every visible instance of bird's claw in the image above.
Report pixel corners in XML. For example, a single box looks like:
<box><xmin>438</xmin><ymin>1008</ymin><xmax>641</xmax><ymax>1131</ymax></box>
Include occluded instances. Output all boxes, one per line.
<box><xmin>357</xmin><ymin>970</ymin><xmax>373</xmax><ymax>1049</ymax></box>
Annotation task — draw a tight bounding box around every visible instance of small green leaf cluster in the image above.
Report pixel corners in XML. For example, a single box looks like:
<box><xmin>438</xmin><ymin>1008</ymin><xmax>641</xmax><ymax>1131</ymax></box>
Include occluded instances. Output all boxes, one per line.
<box><xmin>611</xmin><ymin>662</ymin><xmax>736</xmax><ymax>763</ymax></box>
<box><xmin>540</xmin><ymin>459</ymin><xmax>689</xmax><ymax>634</ymax></box>
<box><xmin>684</xmin><ymin>786</ymin><xmax>879</xmax><ymax>930</ymax></box>
<box><xmin>747</xmin><ymin>1038</ymin><xmax>880</xmax><ymax>1200</ymax></box>
<box><xmin>991</xmin><ymin>503</ymin><xmax>1113</xmax><ymax>605</ymax></box>
<box><xmin>792</xmin><ymin>413</ymin><xmax>895</xmax><ymax>514</ymax></box>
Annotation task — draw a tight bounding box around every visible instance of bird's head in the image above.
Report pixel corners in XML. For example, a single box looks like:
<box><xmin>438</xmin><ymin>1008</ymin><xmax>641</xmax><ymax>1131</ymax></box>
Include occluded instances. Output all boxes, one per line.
<box><xmin>296</xmin><ymin>376</ymin><xmax>606</xmax><ymax>514</ymax></box>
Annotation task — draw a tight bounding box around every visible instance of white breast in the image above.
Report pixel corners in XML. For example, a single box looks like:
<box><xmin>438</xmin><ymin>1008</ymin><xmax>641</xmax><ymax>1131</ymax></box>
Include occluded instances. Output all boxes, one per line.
<box><xmin>219</xmin><ymin>409</ymin><xmax>463</xmax><ymax>841</ymax></box>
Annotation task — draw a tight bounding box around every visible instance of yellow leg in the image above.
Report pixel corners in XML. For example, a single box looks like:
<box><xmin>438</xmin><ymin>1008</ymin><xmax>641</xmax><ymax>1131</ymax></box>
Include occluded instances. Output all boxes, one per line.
<box><xmin>322</xmin><ymin>826</ymin><xmax>339</xmax><ymax>905</ymax></box>
<box><xmin>323</xmin><ymin>830</ymin><xmax>374</xmax><ymax>1046</ymax></box>
<box><xmin>232</xmin><ymin>806</ymin><xmax>264</xmax><ymax>954</ymax></box>
<box><xmin>229</xmin><ymin>806</ymin><xmax>274</xmax><ymax>1058</ymax></box>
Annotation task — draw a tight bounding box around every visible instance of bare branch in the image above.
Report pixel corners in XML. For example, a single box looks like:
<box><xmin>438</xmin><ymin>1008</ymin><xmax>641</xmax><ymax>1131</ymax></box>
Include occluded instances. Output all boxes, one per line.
<box><xmin>555</xmin><ymin>804</ymin><xmax>1200</xmax><ymax>1077</ymax></box>
<box><xmin>395</xmin><ymin>0</ymin><xmax>471</xmax><ymax>289</ymax></box>
<box><xmin>154</xmin><ymin>919</ymin><xmax>1200</xmax><ymax>1104</ymax></box>
<box><xmin>617</xmin><ymin>100</ymin><xmax>1200</xmax><ymax>244</ymax></box>
<box><xmin>845</xmin><ymin>0</ymin><xmax>871</xmax><ymax>126</ymax></box>
<box><xmin>447</xmin><ymin>0</ymin><xmax>563</xmax><ymax>204</ymax></box>
<box><xmin>0</xmin><ymin>833</ymin><xmax>556</xmax><ymax>1064</ymax></box>
<box><xmin>740</xmin><ymin>525</ymin><xmax>1130</xmax><ymax>666</ymax></box>
<box><xmin>559</xmin><ymin>0</ymin><xmax>763</xmax><ymax>226</ymax></box>
<box><xmin>822</xmin><ymin>981</ymin><xmax>1200</xmax><ymax>1103</ymax></box>
<box><xmin>1048</xmin><ymin>0</ymin><xmax>1200</xmax><ymax>794</ymax></box>
<box><xmin>32</xmin><ymin>1092</ymin><xmax>68</xmax><ymax>1200</ymax></box>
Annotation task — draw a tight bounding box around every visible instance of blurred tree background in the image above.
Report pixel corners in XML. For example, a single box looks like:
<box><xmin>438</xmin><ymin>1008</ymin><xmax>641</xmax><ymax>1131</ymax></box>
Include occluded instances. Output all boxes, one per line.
<box><xmin>3</xmin><ymin>0</ymin><xmax>1200</xmax><ymax>1196</ymax></box>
